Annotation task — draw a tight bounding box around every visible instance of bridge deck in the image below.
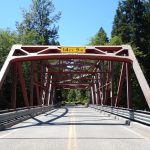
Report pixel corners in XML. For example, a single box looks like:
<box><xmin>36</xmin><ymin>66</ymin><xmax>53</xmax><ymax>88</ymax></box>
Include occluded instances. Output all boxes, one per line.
<box><xmin>0</xmin><ymin>106</ymin><xmax>150</xmax><ymax>150</ymax></box>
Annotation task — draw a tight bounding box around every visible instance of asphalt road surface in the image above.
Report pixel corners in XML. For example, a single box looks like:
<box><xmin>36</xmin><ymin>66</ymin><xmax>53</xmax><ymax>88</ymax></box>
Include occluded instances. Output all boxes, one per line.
<box><xmin>0</xmin><ymin>106</ymin><xmax>150</xmax><ymax>150</ymax></box>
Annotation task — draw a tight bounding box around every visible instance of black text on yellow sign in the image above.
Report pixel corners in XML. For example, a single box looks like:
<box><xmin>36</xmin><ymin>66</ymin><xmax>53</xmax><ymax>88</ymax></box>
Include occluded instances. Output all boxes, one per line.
<box><xmin>61</xmin><ymin>47</ymin><xmax>86</xmax><ymax>53</ymax></box>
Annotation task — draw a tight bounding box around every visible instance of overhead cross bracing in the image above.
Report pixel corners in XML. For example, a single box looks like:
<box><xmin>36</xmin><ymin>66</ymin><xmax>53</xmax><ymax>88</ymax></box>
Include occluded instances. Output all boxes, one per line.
<box><xmin>0</xmin><ymin>45</ymin><xmax>150</xmax><ymax>109</ymax></box>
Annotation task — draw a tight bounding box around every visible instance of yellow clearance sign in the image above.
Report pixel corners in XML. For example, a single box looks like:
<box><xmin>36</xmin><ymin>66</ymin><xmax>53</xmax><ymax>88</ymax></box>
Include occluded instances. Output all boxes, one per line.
<box><xmin>61</xmin><ymin>47</ymin><xmax>86</xmax><ymax>53</ymax></box>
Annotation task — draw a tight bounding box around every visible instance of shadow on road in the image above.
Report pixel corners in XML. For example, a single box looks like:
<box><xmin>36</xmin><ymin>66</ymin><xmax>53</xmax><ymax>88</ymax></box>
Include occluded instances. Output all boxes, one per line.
<box><xmin>4</xmin><ymin>106</ymin><xmax>128</xmax><ymax>131</ymax></box>
<box><xmin>4</xmin><ymin>107</ymin><xmax>68</xmax><ymax>131</ymax></box>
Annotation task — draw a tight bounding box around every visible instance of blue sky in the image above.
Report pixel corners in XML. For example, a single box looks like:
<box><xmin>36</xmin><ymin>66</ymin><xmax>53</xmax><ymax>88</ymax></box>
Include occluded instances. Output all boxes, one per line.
<box><xmin>0</xmin><ymin>0</ymin><xmax>119</xmax><ymax>45</ymax></box>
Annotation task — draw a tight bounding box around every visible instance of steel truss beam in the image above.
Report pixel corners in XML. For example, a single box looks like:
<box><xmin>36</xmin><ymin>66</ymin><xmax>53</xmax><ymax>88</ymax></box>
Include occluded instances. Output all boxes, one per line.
<box><xmin>0</xmin><ymin>45</ymin><xmax>149</xmax><ymax>109</ymax></box>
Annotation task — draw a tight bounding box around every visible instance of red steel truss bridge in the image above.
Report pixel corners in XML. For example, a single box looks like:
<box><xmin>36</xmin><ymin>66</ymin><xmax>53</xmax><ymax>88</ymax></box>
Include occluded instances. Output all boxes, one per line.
<box><xmin>0</xmin><ymin>45</ymin><xmax>149</xmax><ymax>109</ymax></box>
<box><xmin>0</xmin><ymin>45</ymin><xmax>150</xmax><ymax>150</ymax></box>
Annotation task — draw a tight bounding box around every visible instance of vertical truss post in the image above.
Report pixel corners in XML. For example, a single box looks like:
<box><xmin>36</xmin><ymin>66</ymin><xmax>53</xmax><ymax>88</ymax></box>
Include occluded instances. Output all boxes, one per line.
<box><xmin>98</xmin><ymin>80</ymin><xmax>103</xmax><ymax>105</ymax></box>
<box><xmin>90</xmin><ymin>86</ymin><xmax>94</xmax><ymax>104</ymax></box>
<box><xmin>92</xmin><ymin>83</ymin><xmax>96</xmax><ymax>104</ymax></box>
<box><xmin>126</xmin><ymin>63</ymin><xmax>132</xmax><ymax>108</ymax></box>
<box><xmin>40</xmin><ymin>62</ymin><xmax>45</xmax><ymax>105</ymax></box>
<box><xmin>30</xmin><ymin>62</ymin><xmax>34</xmax><ymax>106</ymax></box>
<box><xmin>94</xmin><ymin>76</ymin><xmax>98</xmax><ymax>105</ymax></box>
<box><xmin>110</xmin><ymin>61</ymin><xmax>114</xmax><ymax>106</ymax></box>
<box><xmin>96</xmin><ymin>74</ymin><xmax>101</xmax><ymax>105</ymax></box>
<box><xmin>104</xmin><ymin>61</ymin><xmax>111</xmax><ymax>105</ymax></box>
<box><xmin>44</xmin><ymin>68</ymin><xmax>50</xmax><ymax>105</ymax></box>
<box><xmin>33</xmin><ymin>63</ymin><xmax>41</xmax><ymax>106</ymax></box>
<box><xmin>47</xmin><ymin>75</ymin><xmax>52</xmax><ymax>105</ymax></box>
<box><xmin>99</xmin><ymin>61</ymin><xmax>104</xmax><ymax>105</ymax></box>
<box><xmin>17</xmin><ymin>63</ymin><xmax>29</xmax><ymax>107</ymax></box>
<box><xmin>101</xmin><ymin>61</ymin><xmax>105</xmax><ymax>105</ymax></box>
<box><xmin>50</xmin><ymin>84</ymin><xmax>54</xmax><ymax>105</ymax></box>
<box><xmin>115</xmin><ymin>62</ymin><xmax>126</xmax><ymax>107</ymax></box>
<box><xmin>11</xmin><ymin>63</ymin><xmax>17</xmax><ymax>109</ymax></box>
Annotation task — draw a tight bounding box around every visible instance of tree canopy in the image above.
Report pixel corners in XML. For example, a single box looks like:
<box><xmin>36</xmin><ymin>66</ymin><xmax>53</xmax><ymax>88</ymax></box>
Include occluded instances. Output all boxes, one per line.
<box><xmin>112</xmin><ymin>0</ymin><xmax>150</xmax><ymax>84</ymax></box>
<box><xmin>89</xmin><ymin>27</ymin><xmax>109</xmax><ymax>45</ymax></box>
<box><xmin>16</xmin><ymin>0</ymin><xmax>61</xmax><ymax>45</ymax></box>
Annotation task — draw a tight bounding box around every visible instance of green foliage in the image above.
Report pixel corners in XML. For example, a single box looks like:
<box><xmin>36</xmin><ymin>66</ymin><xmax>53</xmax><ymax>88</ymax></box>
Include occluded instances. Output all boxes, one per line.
<box><xmin>0</xmin><ymin>29</ymin><xmax>18</xmax><ymax>109</ymax></box>
<box><xmin>109</xmin><ymin>36</ymin><xmax>122</xmax><ymax>45</ymax></box>
<box><xmin>112</xmin><ymin>0</ymin><xmax>150</xmax><ymax>109</ymax></box>
<box><xmin>67</xmin><ymin>90</ymin><xmax>77</xmax><ymax>102</ymax></box>
<box><xmin>89</xmin><ymin>27</ymin><xmax>109</xmax><ymax>45</ymax></box>
<box><xmin>112</xmin><ymin>0</ymin><xmax>145</xmax><ymax>44</ymax></box>
<box><xmin>62</xmin><ymin>89</ymin><xmax>90</xmax><ymax>105</ymax></box>
<box><xmin>0</xmin><ymin>29</ymin><xmax>18</xmax><ymax>68</ymax></box>
<box><xmin>17</xmin><ymin>29</ymin><xmax>45</xmax><ymax>45</ymax></box>
<box><xmin>16</xmin><ymin>0</ymin><xmax>61</xmax><ymax>45</ymax></box>
<box><xmin>0</xmin><ymin>0</ymin><xmax>61</xmax><ymax>109</ymax></box>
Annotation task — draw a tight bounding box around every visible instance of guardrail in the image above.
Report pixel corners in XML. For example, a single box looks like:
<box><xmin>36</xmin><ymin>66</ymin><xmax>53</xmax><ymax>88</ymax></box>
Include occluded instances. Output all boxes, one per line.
<box><xmin>0</xmin><ymin>106</ymin><xmax>47</xmax><ymax>114</ymax></box>
<box><xmin>0</xmin><ymin>103</ymin><xmax>61</xmax><ymax>130</ymax></box>
<box><xmin>89</xmin><ymin>105</ymin><xmax>150</xmax><ymax>126</ymax></box>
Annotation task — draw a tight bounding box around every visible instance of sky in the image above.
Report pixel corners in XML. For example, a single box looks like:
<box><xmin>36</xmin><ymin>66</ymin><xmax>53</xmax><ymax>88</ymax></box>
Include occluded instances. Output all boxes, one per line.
<box><xmin>0</xmin><ymin>0</ymin><xmax>119</xmax><ymax>45</ymax></box>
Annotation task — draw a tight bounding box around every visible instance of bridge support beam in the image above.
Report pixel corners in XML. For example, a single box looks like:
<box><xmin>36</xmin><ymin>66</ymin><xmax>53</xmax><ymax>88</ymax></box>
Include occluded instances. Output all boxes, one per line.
<box><xmin>30</xmin><ymin>62</ymin><xmax>34</xmax><ymax>106</ymax></box>
<box><xmin>115</xmin><ymin>62</ymin><xmax>132</xmax><ymax>108</ymax></box>
<box><xmin>115</xmin><ymin>62</ymin><xmax>126</xmax><ymax>107</ymax></box>
<box><xmin>96</xmin><ymin>74</ymin><xmax>101</xmax><ymax>105</ymax></box>
<box><xmin>126</xmin><ymin>63</ymin><xmax>132</xmax><ymax>108</ymax></box>
<box><xmin>90</xmin><ymin>87</ymin><xmax>94</xmax><ymax>104</ymax></box>
<box><xmin>48</xmin><ymin>75</ymin><xmax>53</xmax><ymax>105</ymax></box>
<box><xmin>94</xmin><ymin>76</ymin><xmax>98</xmax><ymax>105</ymax></box>
<box><xmin>11</xmin><ymin>63</ymin><xmax>17</xmax><ymax>109</ymax></box>
<box><xmin>40</xmin><ymin>62</ymin><xmax>46</xmax><ymax>105</ymax></box>
<box><xmin>44</xmin><ymin>68</ymin><xmax>51</xmax><ymax>105</ymax></box>
<box><xmin>104</xmin><ymin>61</ymin><xmax>111</xmax><ymax>105</ymax></box>
<box><xmin>93</xmin><ymin>84</ymin><xmax>96</xmax><ymax>104</ymax></box>
<box><xmin>110</xmin><ymin>61</ymin><xmax>114</xmax><ymax>106</ymax></box>
<box><xmin>33</xmin><ymin>63</ymin><xmax>41</xmax><ymax>106</ymax></box>
<box><xmin>17</xmin><ymin>63</ymin><xmax>29</xmax><ymax>107</ymax></box>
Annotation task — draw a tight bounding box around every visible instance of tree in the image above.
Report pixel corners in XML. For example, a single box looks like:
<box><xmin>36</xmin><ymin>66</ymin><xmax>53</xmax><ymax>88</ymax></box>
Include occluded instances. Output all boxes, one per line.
<box><xmin>67</xmin><ymin>90</ymin><xmax>77</xmax><ymax>102</ymax></box>
<box><xmin>89</xmin><ymin>27</ymin><xmax>109</xmax><ymax>45</ymax></box>
<box><xmin>109</xmin><ymin>36</ymin><xmax>122</xmax><ymax>45</ymax></box>
<box><xmin>112</xmin><ymin>0</ymin><xmax>144</xmax><ymax>43</ymax></box>
<box><xmin>16</xmin><ymin>0</ymin><xmax>61</xmax><ymax>45</ymax></box>
<box><xmin>0</xmin><ymin>29</ymin><xmax>18</xmax><ymax>68</ymax></box>
<box><xmin>112</xmin><ymin>0</ymin><xmax>150</xmax><ymax>81</ymax></box>
<box><xmin>0</xmin><ymin>29</ymin><xmax>18</xmax><ymax>109</ymax></box>
<box><xmin>112</xmin><ymin>0</ymin><xmax>150</xmax><ymax>109</ymax></box>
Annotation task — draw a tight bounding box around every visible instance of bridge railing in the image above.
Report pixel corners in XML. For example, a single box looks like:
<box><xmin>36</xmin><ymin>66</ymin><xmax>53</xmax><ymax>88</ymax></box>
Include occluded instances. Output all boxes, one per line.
<box><xmin>0</xmin><ymin>103</ymin><xmax>61</xmax><ymax>130</ymax></box>
<box><xmin>90</xmin><ymin>104</ymin><xmax>150</xmax><ymax>126</ymax></box>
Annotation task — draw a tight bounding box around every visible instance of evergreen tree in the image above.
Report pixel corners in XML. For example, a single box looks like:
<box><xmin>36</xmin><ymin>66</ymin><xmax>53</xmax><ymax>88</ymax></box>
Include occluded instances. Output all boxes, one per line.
<box><xmin>112</xmin><ymin>0</ymin><xmax>150</xmax><ymax>83</ymax></box>
<box><xmin>89</xmin><ymin>27</ymin><xmax>109</xmax><ymax>45</ymax></box>
<box><xmin>112</xmin><ymin>0</ymin><xmax>150</xmax><ymax>109</ymax></box>
<box><xmin>16</xmin><ymin>0</ymin><xmax>61</xmax><ymax>45</ymax></box>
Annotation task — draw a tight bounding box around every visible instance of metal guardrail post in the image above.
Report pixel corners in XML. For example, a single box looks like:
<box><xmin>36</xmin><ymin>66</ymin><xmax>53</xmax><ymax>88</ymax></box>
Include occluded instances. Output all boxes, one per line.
<box><xmin>89</xmin><ymin>104</ymin><xmax>150</xmax><ymax>125</ymax></box>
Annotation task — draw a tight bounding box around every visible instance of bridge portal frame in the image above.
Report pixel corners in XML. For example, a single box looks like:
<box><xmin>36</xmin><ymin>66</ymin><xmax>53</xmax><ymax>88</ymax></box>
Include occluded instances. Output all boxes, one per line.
<box><xmin>0</xmin><ymin>45</ymin><xmax>149</xmax><ymax>109</ymax></box>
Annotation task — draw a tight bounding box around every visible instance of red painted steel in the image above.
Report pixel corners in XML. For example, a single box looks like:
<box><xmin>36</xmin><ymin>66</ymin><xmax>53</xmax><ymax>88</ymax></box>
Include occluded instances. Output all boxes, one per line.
<box><xmin>33</xmin><ymin>63</ymin><xmax>41</xmax><ymax>105</ymax></box>
<box><xmin>115</xmin><ymin>62</ymin><xmax>126</xmax><ymax>107</ymax></box>
<box><xmin>30</xmin><ymin>62</ymin><xmax>34</xmax><ymax>106</ymax></box>
<box><xmin>0</xmin><ymin>45</ymin><xmax>149</xmax><ymax>109</ymax></box>
<box><xmin>17</xmin><ymin>63</ymin><xmax>29</xmax><ymax>107</ymax></box>
<box><xmin>126</xmin><ymin>63</ymin><xmax>132</xmax><ymax>108</ymax></box>
<box><xmin>11</xmin><ymin>63</ymin><xmax>17</xmax><ymax>109</ymax></box>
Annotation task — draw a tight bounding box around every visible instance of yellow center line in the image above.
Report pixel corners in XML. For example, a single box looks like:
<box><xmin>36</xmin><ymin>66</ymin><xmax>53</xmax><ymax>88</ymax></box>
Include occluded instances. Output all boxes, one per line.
<box><xmin>67</xmin><ymin>109</ymin><xmax>77</xmax><ymax>150</ymax></box>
